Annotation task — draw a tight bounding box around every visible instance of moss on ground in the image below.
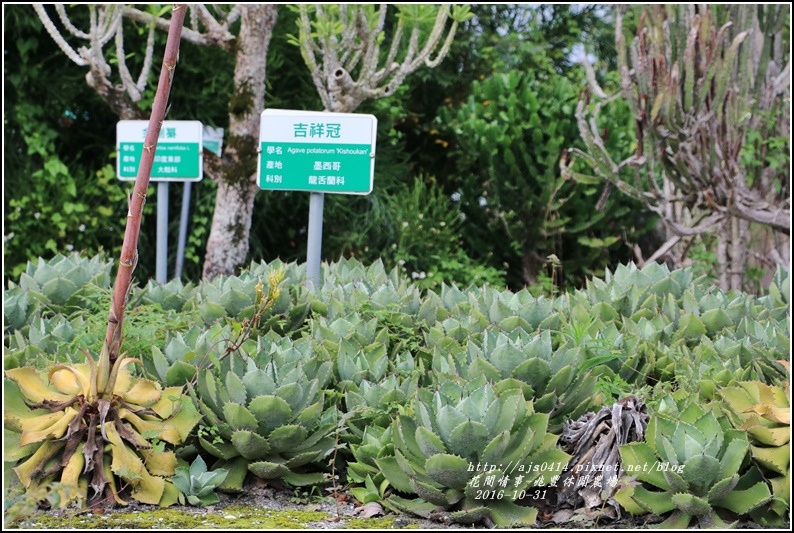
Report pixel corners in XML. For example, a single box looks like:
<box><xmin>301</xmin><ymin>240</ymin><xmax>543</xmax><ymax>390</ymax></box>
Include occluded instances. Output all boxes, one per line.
<box><xmin>7</xmin><ymin>504</ymin><xmax>403</xmax><ymax>530</ymax></box>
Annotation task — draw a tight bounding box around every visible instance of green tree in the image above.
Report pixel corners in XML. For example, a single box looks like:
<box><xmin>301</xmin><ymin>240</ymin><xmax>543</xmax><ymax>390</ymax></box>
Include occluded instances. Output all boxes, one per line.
<box><xmin>7</xmin><ymin>3</ymin><xmax>659</xmax><ymax>294</ymax></box>
<box><xmin>30</xmin><ymin>4</ymin><xmax>281</xmax><ymax>280</ymax></box>
<box><xmin>395</xmin><ymin>5</ymin><xmax>617</xmax><ymax>183</ymax></box>
<box><xmin>402</xmin><ymin>5</ymin><xmax>646</xmax><ymax>290</ymax></box>
<box><xmin>437</xmin><ymin>68</ymin><xmax>646</xmax><ymax>289</ymax></box>
<box><xmin>4</xmin><ymin>6</ymin><xmax>128</xmax><ymax>281</ymax></box>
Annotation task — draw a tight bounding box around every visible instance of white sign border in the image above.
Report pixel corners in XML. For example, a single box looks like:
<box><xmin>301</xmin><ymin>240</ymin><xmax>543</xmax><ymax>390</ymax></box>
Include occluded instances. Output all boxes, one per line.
<box><xmin>258</xmin><ymin>108</ymin><xmax>377</xmax><ymax>195</ymax></box>
<box><xmin>116</xmin><ymin>120</ymin><xmax>204</xmax><ymax>182</ymax></box>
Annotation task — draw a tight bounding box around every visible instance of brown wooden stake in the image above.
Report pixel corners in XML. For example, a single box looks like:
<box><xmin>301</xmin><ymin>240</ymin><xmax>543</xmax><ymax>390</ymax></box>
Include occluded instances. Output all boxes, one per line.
<box><xmin>103</xmin><ymin>4</ymin><xmax>186</xmax><ymax>363</ymax></box>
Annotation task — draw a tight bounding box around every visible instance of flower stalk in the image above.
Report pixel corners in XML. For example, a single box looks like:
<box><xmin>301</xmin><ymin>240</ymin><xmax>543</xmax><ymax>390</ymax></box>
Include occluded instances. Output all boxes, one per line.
<box><xmin>104</xmin><ymin>5</ymin><xmax>186</xmax><ymax>364</ymax></box>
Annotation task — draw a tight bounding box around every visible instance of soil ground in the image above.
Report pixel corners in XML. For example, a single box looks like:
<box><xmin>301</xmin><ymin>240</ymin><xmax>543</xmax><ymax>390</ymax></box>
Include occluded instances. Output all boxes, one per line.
<box><xmin>3</xmin><ymin>484</ymin><xmax>744</xmax><ymax>530</ymax></box>
<box><xmin>3</xmin><ymin>479</ymin><xmax>785</xmax><ymax>530</ymax></box>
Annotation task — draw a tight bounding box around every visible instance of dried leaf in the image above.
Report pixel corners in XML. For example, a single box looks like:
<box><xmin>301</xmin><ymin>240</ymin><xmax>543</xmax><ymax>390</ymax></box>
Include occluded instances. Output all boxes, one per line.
<box><xmin>349</xmin><ymin>502</ymin><xmax>385</xmax><ymax>518</ymax></box>
<box><xmin>333</xmin><ymin>492</ymin><xmax>350</xmax><ymax>503</ymax></box>
<box><xmin>558</xmin><ymin>396</ymin><xmax>649</xmax><ymax>512</ymax></box>
<box><xmin>551</xmin><ymin>509</ymin><xmax>575</xmax><ymax>523</ymax></box>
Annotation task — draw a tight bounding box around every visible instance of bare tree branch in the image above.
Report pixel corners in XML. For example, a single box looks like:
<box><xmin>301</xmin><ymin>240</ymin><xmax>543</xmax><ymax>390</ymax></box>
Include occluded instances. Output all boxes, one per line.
<box><xmin>33</xmin><ymin>4</ymin><xmax>88</xmax><ymax>66</ymax></box>
<box><xmin>122</xmin><ymin>6</ymin><xmax>227</xmax><ymax>47</ymax></box>
<box><xmin>54</xmin><ymin>3</ymin><xmax>89</xmax><ymax>39</ymax></box>
<box><xmin>565</xmin><ymin>5</ymin><xmax>790</xmax><ymax>288</ymax></box>
<box><xmin>115</xmin><ymin>19</ymin><xmax>155</xmax><ymax>103</ymax></box>
<box><xmin>294</xmin><ymin>4</ymin><xmax>468</xmax><ymax>113</ymax></box>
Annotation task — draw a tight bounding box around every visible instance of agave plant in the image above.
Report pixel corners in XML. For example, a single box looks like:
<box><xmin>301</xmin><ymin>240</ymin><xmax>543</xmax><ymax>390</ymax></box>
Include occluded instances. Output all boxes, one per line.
<box><xmin>335</xmin><ymin>334</ymin><xmax>390</xmax><ymax>387</ymax></box>
<box><xmin>432</xmin><ymin>329</ymin><xmax>597</xmax><ymax>431</ymax></box>
<box><xmin>4</xmin><ymin>345</ymin><xmax>201</xmax><ymax>508</ymax></box>
<box><xmin>189</xmin><ymin>273</ymin><xmax>261</xmax><ymax>325</ymax></box>
<box><xmin>136</xmin><ymin>277</ymin><xmax>197</xmax><ymax>312</ymax></box>
<box><xmin>184</xmin><ymin>264</ymin><xmax>306</xmax><ymax>336</ymax></box>
<box><xmin>346</xmin><ymin>425</ymin><xmax>395</xmax><ymax>504</ymax></box>
<box><xmin>4</xmin><ymin>314</ymin><xmax>86</xmax><ymax>370</ymax></box>
<box><xmin>436</xmin><ymin>314</ymin><xmax>489</xmax><ymax>344</ymax></box>
<box><xmin>470</xmin><ymin>284</ymin><xmax>557</xmax><ymax>335</ymax></box>
<box><xmin>719</xmin><ymin>371</ymin><xmax>790</xmax><ymax>525</ymax></box>
<box><xmin>569</xmin><ymin>261</ymin><xmax>789</xmax><ymax>395</ymax></box>
<box><xmin>343</xmin><ymin>375</ymin><xmax>418</xmax><ymax>443</ymax></box>
<box><xmin>243</xmin><ymin>260</ymin><xmax>314</xmax><ymax>335</ymax></box>
<box><xmin>380</xmin><ymin>377</ymin><xmax>570</xmax><ymax>527</ymax></box>
<box><xmin>311</xmin><ymin>313</ymin><xmax>422</xmax><ymax>388</ymax></box>
<box><xmin>312</xmin><ymin>314</ymin><xmax>380</xmax><ymax>353</ymax></box>
<box><xmin>189</xmin><ymin>352</ymin><xmax>337</xmax><ymax>489</ymax></box>
<box><xmin>170</xmin><ymin>455</ymin><xmax>228</xmax><ymax>506</ymax></box>
<box><xmin>6</xmin><ymin>253</ymin><xmax>113</xmax><ymax>324</ymax></box>
<box><xmin>615</xmin><ymin>393</ymin><xmax>771</xmax><ymax>528</ymax></box>
<box><xmin>144</xmin><ymin>270</ymin><xmax>285</xmax><ymax>389</ymax></box>
<box><xmin>4</xmin><ymin>289</ymin><xmax>31</xmax><ymax>333</ymax></box>
<box><xmin>146</xmin><ymin>323</ymin><xmax>232</xmax><ymax>388</ymax></box>
<box><xmin>316</xmin><ymin>257</ymin><xmax>421</xmax><ymax>316</ymax></box>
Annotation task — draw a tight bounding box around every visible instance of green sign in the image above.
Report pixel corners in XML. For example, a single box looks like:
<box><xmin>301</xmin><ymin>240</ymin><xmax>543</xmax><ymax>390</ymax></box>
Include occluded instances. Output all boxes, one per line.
<box><xmin>116</xmin><ymin>120</ymin><xmax>203</xmax><ymax>182</ymax></box>
<box><xmin>259</xmin><ymin>109</ymin><xmax>377</xmax><ymax>194</ymax></box>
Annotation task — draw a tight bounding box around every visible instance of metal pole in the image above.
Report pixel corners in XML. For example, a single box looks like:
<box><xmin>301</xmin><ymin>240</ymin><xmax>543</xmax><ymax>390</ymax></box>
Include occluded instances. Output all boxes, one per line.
<box><xmin>306</xmin><ymin>192</ymin><xmax>325</xmax><ymax>290</ymax></box>
<box><xmin>174</xmin><ymin>181</ymin><xmax>191</xmax><ymax>279</ymax></box>
<box><xmin>156</xmin><ymin>181</ymin><xmax>169</xmax><ymax>283</ymax></box>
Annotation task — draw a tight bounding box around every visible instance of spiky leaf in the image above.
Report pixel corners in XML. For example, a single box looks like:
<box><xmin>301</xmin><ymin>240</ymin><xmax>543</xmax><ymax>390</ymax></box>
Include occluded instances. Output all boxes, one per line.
<box><xmin>671</xmin><ymin>492</ymin><xmax>712</xmax><ymax>516</ymax></box>
<box><xmin>248</xmin><ymin>460</ymin><xmax>290</xmax><ymax>479</ymax></box>
<box><xmin>681</xmin><ymin>454</ymin><xmax>721</xmax><ymax>496</ymax></box>
<box><xmin>231</xmin><ymin>430</ymin><xmax>271</xmax><ymax>460</ymax></box>
<box><xmin>225</xmin><ymin>402</ymin><xmax>261</xmax><ymax>433</ymax></box>
<box><xmin>425</xmin><ymin>454</ymin><xmax>471</xmax><ymax>490</ymax></box>
<box><xmin>248</xmin><ymin>395</ymin><xmax>292</xmax><ymax>435</ymax></box>
<box><xmin>712</xmin><ymin>481</ymin><xmax>771</xmax><ymax>514</ymax></box>
<box><xmin>486</xmin><ymin>498</ymin><xmax>539</xmax><ymax>527</ymax></box>
<box><xmin>447</xmin><ymin>420</ymin><xmax>490</xmax><ymax>459</ymax></box>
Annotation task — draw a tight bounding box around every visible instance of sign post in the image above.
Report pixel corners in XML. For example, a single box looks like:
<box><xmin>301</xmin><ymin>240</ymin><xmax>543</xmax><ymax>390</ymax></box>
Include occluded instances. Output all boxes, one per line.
<box><xmin>173</xmin><ymin>126</ymin><xmax>225</xmax><ymax>280</ymax></box>
<box><xmin>117</xmin><ymin>120</ymin><xmax>203</xmax><ymax>283</ymax></box>
<box><xmin>305</xmin><ymin>192</ymin><xmax>325</xmax><ymax>289</ymax></box>
<box><xmin>258</xmin><ymin>109</ymin><xmax>377</xmax><ymax>290</ymax></box>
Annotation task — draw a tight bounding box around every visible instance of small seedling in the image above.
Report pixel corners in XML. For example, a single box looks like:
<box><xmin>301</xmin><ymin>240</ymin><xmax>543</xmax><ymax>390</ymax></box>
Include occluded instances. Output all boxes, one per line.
<box><xmin>171</xmin><ymin>456</ymin><xmax>228</xmax><ymax>506</ymax></box>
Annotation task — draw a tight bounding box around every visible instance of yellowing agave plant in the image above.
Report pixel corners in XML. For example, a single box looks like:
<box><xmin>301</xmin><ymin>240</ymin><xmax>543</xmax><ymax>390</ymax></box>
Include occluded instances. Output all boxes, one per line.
<box><xmin>717</xmin><ymin>360</ymin><xmax>791</xmax><ymax>525</ymax></box>
<box><xmin>4</xmin><ymin>345</ymin><xmax>202</xmax><ymax>508</ymax></box>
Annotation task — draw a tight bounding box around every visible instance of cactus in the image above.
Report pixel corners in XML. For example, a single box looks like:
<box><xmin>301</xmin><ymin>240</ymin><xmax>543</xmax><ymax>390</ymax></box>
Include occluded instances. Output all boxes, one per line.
<box><xmin>566</xmin><ymin>5</ymin><xmax>790</xmax><ymax>290</ymax></box>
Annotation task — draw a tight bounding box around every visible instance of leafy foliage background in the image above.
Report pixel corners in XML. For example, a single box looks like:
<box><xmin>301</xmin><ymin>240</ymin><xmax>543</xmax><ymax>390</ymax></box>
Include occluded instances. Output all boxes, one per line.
<box><xmin>2</xmin><ymin>5</ymin><xmax>727</xmax><ymax>293</ymax></box>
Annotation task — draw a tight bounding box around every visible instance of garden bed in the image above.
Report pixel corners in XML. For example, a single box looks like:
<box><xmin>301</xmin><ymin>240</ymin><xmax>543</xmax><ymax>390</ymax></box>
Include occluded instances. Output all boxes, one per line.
<box><xmin>2</xmin><ymin>483</ymin><xmax>664</xmax><ymax>530</ymax></box>
<box><xmin>8</xmin><ymin>484</ymin><xmax>777</xmax><ymax>530</ymax></box>
<box><xmin>3</xmin><ymin>255</ymin><xmax>790</xmax><ymax>529</ymax></box>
